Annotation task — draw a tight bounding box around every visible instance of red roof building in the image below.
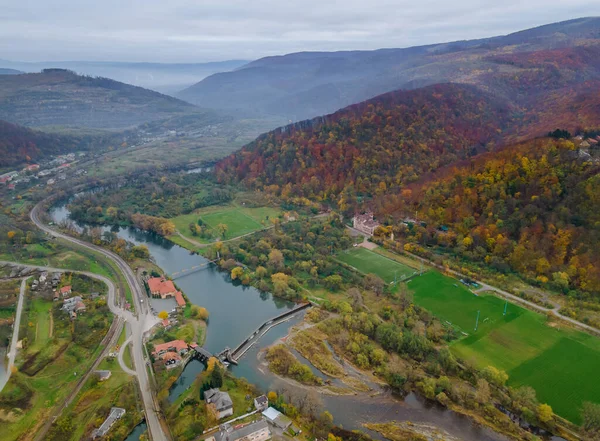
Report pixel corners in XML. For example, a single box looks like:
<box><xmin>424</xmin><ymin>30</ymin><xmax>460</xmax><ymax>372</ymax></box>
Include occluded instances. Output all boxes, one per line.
<box><xmin>152</xmin><ymin>339</ymin><xmax>189</xmax><ymax>357</ymax></box>
<box><xmin>60</xmin><ymin>285</ymin><xmax>72</xmax><ymax>296</ymax></box>
<box><xmin>147</xmin><ymin>277</ymin><xmax>177</xmax><ymax>298</ymax></box>
<box><xmin>24</xmin><ymin>164</ymin><xmax>40</xmax><ymax>171</ymax></box>
<box><xmin>175</xmin><ymin>291</ymin><xmax>186</xmax><ymax>308</ymax></box>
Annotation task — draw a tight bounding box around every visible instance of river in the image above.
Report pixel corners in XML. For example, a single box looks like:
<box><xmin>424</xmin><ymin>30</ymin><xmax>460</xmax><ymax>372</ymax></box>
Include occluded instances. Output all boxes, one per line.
<box><xmin>50</xmin><ymin>201</ymin><xmax>515</xmax><ymax>441</ymax></box>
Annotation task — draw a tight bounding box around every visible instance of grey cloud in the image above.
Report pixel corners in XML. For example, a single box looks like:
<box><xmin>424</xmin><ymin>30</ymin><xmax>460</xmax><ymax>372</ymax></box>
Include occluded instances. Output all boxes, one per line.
<box><xmin>1</xmin><ymin>0</ymin><xmax>599</xmax><ymax>62</ymax></box>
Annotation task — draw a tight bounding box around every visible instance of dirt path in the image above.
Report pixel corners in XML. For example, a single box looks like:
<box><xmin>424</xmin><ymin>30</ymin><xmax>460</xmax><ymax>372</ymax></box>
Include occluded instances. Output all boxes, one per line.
<box><xmin>48</xmin><ymin>310</ymin><xmax>54</xmax><ymax>338</ymax></box>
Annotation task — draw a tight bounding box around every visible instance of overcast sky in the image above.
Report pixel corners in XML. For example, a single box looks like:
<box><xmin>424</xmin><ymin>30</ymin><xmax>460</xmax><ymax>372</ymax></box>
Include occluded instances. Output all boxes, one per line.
<box><xmin>1</xmin><ymin>0</ymin><xmax>600</xmax><ymax>63</ymax></box>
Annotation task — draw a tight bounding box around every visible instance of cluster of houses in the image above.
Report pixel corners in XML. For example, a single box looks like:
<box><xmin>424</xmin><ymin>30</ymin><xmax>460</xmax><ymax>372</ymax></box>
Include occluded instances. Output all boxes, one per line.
<box><xmin>0</xmin><ymin>152</ymin><xmax>86</xmax><ymax>190</ymax></box>
<box><xmin>574</xmin><ymin>134</ymin><xmax>600</xmax><ymax>161</ymax></box>
<box><xmin>31</xmin><ymin>271</ymin><xmax>61</xmax><ymax>292</ymax></box>
<box><xmin>205</xmin><ymin>393</ymin><xmax>298</xmax><ymax>441</ymax></box>
<box><xmin>32</xmin><ymin>271</ymin><xmax>99</xmax><ymax>320</ymax></box>
<box><xmin>147</xmin><ymin>276</ymin><xmax>186</xmax><ymax>309</ymax></box>
<box><xmin>61</xmin><ymin>294</ymin><xmax>86</xmax><ymax>319</ymax></box>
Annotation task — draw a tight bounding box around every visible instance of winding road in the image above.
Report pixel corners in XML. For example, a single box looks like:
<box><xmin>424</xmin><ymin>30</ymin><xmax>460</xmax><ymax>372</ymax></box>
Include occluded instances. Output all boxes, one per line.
<box><xmin>29</xmin><ymin>202</ymin><xmax>169</xmax><ymax>441</ymax></box>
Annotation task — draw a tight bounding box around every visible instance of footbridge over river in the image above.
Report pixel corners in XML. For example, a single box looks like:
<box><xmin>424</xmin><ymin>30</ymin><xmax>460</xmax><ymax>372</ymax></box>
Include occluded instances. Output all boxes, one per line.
<box><xmin>170</xmin><ymin>259</ymin><xmax>218</xmax><ymax>280</ymax></box>
<box><xmin>190</xmin><ymin>302</ymin><xmax>312</xmax><ymax>366</ymax></box>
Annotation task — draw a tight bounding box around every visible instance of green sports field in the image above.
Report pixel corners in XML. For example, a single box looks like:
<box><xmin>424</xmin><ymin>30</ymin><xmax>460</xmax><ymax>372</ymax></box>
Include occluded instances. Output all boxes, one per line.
<box><xmin>410</xmin><ymin>271</ymin><xmax>600</xmax><ymax>424</ymax></box>
<box><xmin>336</xmin><ymin>247</ymin><xmax>416</xmax><ymax>283</ymax></box>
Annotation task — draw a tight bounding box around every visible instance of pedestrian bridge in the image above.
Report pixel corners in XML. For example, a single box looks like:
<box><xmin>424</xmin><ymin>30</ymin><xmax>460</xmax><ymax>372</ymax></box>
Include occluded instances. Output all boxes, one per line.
<box><xmin>170</xmin><ymin>259</ymin><xmax>218</xmax><ymax>280</ymax></box>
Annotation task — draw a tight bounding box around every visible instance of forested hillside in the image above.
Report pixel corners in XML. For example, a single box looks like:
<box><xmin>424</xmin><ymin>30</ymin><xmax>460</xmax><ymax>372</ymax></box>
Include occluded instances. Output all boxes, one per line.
<box><xmin>394</xmin><ymin>138</ymin><xmax>600</xmax><ymax>295</ymax></box>
<box><xmin>216</xmin><ymin>84</ymin><xmax>514</xmax><ymax>201</ymax></box>
<box><xmin>0</xmin><ymin>69</ymin><xmax>200</xmax><ymax>130</ymax></box>
<box><xmin>0</xmin><ymin>120</ymin><xmax>111</xmax><ymax>167</ymax></box>
<box><xmin>216</xmin><ymin>70</ymin><xmax>600</xmax><ymax>203</ymax></box>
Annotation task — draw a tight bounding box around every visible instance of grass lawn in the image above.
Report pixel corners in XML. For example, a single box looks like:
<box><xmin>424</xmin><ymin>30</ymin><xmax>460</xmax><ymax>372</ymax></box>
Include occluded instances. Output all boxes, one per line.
<box><xmin>336</xmin><ymin>247</ymin><xmax>416</xmax><ymax>283</ymax></box>
<box><xmin>170</xmin><ymin>204</ymin><xmax>281</xmax><ymax>244</ymax></box>
<box><xmin>410</xmin><ymin>271</ymin><xmax>600</xmax><ymax>424</ymax></box>
<box><xmin>28</xmin><ymin>299</ymin><xmax>52</xmax><ymax>352</ymax></box>
<box><xmin>202</xmin><ymin>209</ymin><xmax>262</xmax><ymax>238</ymax></box>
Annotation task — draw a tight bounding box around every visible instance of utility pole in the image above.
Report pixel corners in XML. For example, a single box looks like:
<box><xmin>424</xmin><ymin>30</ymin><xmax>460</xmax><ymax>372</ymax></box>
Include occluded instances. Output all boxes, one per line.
<box><xmin>503</xmin><ymin>300</ymin><xmax>508</xmax><ymax>316</ymax></box>
<box><xmin>394</xmin><ymin>270</ymin><xmax>397</xmax><ymax>285</ymax></box>
<box><xmin>475</xmin><ymin>310</ymin><xmax>480</xmax><ymax>331</ymax></box>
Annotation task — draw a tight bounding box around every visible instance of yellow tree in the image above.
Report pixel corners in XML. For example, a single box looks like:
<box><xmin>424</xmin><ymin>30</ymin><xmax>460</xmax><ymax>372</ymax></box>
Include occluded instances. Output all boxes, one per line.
<box><xmin>216</xmin><ymin>223</ymin><xmax>228</xmax><ymax>238</ymax></box>
<box><xmin>537</xmin><ymin>403</ymin><xmax>553</xmax><ymax>424</ymax></box>
<box><xmin>231</xmin><ymin>267</ymin><xmax>244</xmax><ymax>280</ymax></box>
<box><xmin>158</xmin><ymin>311</ymin><xmax>169</xmax><ymax>320</ymax></box>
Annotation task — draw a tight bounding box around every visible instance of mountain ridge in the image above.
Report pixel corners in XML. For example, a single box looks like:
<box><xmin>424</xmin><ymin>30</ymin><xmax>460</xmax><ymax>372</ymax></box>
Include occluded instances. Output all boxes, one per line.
<box><xmin>0</xmin><ymin>69</ymin><xmax>205</xmax><ymax>130</ymax></box>
<box><xmin>178</xmin><ymin>17</ymin><xmax>600</xmax><ymax>120</ymax></box>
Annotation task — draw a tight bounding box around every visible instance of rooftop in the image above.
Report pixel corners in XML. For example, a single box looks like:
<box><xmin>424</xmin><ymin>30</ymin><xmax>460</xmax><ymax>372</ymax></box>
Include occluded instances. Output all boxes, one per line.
<box><xmin>148</xmin><ymin>277</ymin><xmax>177</xmax><ymax>296</ymax></box>
<box><xmin>221</xmin><ymin>420</ymin><xmax>269</xmax><ymax>441</ymax></box>
<box><xmin>205</xmin><ymin>388</ymin><xmax>233</xmax><ymax>411</ymax></box>
<box><xmin>255</xmin><ymin>395</ymin><xmax>268</xmax><ymax>405</ymax></box>
<box><xmin>175</xmin><ymin>291</ymin><xmax>186</xmax><ymax>307</ymax></box>
<box><xmin>91</xmin><ymin>407</ymin><xmax>125</xmax><ymax>439</ymax></box>
<box><xmin>152</xmin><ymin>339</ymin><xmax>188</xmax><ymax>355</ymax></box>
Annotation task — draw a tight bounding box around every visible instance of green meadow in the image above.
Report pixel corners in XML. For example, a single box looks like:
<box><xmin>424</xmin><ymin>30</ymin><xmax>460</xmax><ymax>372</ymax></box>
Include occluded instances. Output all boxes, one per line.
<box><xmin>410</xmin><ymin>271</ymin><xmax>600</xmax><ymax>424</ymax></box>
<box><xmin>171</xmin><ymin>204</ymin><xmax>281</xmax><ymax>243</ymax></box>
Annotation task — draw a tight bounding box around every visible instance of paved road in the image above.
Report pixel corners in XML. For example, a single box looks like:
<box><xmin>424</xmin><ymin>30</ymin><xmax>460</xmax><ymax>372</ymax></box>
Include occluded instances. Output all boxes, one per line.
<box><xmin>30</xmin><ymin>202</ymin><xmax>169</xmax><ymax>441</ymax></box>
<box><xmin>0</xmin><ymin>277</ymin><xmax>28</xmax><ymax>392</ymax></box>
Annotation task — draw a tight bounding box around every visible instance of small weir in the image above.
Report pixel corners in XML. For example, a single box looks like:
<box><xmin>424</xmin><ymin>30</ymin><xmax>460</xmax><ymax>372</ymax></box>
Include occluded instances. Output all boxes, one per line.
<box><xmin>193</xmin><ymin>302</ymin><xmax>312</xmax><ymax>365</ymax></box>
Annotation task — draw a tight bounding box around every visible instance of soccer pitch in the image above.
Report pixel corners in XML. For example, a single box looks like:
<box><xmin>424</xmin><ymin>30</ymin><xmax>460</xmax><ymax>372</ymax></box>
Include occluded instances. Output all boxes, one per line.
<box><xmin>336</xmin><ymin>247</ymin><xmax>416</xmax><ymax>283</ymax></box>
<box><xmin>410</xmin><ymin>271</ymin><xmax>600</xmax><ymax>424</ymax></box>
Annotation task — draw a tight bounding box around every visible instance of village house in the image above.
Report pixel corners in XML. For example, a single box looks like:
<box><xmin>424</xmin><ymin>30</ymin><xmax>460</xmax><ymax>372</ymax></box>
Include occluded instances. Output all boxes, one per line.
<box><xmin>262</xmin><ymin>407</ymin><xmax>292</xmax><ymax>430</ymax></box>
<box><xmin>95</xmin><ymin>370</ymin><xmax>112</xmax><ymax>381</ymax></box>
<box><xmin>254</xmin><ymin>395</ymin><xmax>268</xmax><ymax>412</ymax></box>
<box><xmin>352</xmin><ymin>212</ymin><xmax>380</xmax><ymax>236</ymax></box>
<box><xmin>205</xmin><ymin>388</ymin><xmax>234</xmax><ymax>419</ymax></box>
<box><xmin>62</xmin><ymin>296</ymin><xmax>83</xmax><ymax>315</ymax></box>
<box><xmin>51</xmin><ymin>273</ymin><xmax>61</xmax><ymax>287</ymax></box>
<box><xmin>151</xmin><ymin>339</ymin><xmax>189</xmax><ymax>358</ymax></box>
<box><xmin>23</xmin><ymin>164</ymin><xmax>40</xmax><ymax>172</ymax></box>
<box><xmin>210</xmin><ymin>420</ymin><xmax>271</xmax><ymax>441</ymax></box>
<box><xmin>60</xmin><ymin>285</ymin><xmax>72</xmax><ymax>298</ymax></box>
<box><xmin>75</xmin><ymin>301</ymin><xmax>86</xmax><ymax>313</ymax></box>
